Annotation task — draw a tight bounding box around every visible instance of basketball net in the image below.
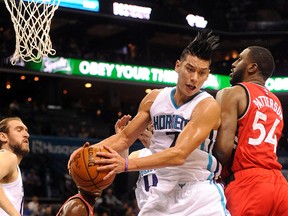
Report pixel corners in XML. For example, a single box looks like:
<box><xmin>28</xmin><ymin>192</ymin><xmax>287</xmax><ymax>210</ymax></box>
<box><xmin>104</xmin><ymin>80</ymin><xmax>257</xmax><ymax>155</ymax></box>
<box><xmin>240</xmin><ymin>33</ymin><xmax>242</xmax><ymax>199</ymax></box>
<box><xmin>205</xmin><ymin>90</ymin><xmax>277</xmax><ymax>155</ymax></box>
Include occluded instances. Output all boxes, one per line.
<box><xmin>4</xmin><ymin>0</ymin><xmax>60</xmax><ymax>65</ymax></box>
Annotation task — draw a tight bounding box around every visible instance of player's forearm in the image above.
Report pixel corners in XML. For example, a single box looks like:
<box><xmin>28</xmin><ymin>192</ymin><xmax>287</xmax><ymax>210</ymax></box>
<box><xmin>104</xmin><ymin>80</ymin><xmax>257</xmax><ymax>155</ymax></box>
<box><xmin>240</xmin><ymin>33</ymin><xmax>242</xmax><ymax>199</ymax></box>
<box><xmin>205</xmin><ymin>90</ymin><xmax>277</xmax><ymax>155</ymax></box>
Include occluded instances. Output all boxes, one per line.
<box><xmin>214</xmin><ymin>130</ymin><xmax>235</xmax><ymax>165</ymax></box>
<box><xmin>127</xmin><ymin>147</ymin><xmax>185</xmax><ymax>171</ymax></box>
<box><xmin>94</xmin><ymin>133</ymin><xmax>131</xmax><ymax>153</ymax></box>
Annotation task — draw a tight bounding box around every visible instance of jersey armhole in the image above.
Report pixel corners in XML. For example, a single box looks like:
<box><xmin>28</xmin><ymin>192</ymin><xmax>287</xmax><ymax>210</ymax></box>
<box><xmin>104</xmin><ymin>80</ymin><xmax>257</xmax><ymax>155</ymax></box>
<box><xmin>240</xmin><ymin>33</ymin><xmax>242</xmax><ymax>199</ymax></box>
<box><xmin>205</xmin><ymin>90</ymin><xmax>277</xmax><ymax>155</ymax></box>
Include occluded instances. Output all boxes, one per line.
<box><xmin>235</xmin><ymin>83</ymin><xmax>250</xmax><ymax>120</ymax></box>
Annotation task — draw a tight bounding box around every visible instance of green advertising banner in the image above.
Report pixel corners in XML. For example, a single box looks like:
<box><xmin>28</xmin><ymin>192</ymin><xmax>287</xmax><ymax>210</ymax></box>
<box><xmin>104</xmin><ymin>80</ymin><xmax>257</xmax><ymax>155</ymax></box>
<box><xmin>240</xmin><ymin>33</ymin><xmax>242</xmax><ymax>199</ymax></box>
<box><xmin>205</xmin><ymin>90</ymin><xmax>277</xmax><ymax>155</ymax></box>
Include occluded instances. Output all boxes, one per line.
<box><xmin>23</xmin><ymin>57</ymin><xmax>288</xmax><ymax>92</ymax></box>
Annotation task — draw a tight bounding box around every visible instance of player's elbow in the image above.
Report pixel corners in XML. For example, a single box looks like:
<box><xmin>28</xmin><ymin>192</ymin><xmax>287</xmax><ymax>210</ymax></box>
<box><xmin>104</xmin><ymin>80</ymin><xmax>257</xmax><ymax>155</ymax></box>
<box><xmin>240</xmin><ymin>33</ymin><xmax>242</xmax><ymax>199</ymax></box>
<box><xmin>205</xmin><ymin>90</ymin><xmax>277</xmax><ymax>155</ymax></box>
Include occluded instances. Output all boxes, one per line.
<box><xmin>213</xmin><ymin>147</ymin><xmax>231</xmax><ymax>166</ymax></box>
<box><xmin>169</xmin><ymin>149</ymin><xmax>187</xmax><ymax>166</ymax></box>
<box><xmin>174</xmin><ymin>157</ymin><xmax>186</xmax><ymax>166</ymax></box>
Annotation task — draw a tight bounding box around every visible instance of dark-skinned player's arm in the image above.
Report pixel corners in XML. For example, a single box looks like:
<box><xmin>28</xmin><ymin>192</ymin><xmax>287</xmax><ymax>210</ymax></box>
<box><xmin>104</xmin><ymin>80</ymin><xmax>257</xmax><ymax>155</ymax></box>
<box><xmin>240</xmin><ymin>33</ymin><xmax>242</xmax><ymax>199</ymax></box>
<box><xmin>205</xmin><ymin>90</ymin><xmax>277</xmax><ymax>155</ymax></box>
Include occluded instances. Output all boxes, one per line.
<box><xmin>213</xmin><ymin>85</ymin><xmax>247</xmax><ymax>166</ymax></box>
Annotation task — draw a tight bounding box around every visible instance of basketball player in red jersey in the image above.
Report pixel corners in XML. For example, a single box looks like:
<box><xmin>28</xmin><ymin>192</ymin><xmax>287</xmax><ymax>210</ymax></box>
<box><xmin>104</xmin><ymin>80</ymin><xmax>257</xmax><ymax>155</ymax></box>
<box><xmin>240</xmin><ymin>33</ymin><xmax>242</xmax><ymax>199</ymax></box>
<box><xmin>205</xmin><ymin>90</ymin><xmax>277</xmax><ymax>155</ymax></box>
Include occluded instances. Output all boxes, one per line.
<box><xmin>58</xmin><ymin>142</ymin><xmax>102</xmax><ymax>216</ymax></box>
<box><xmin>214</xmin><ymin>46</ymin><xmax>288</xmax><ymax>215</ymax></box>
<box><xmin>56</xmin><ymin>187</ymin><xmax>101</xmax><ymax>216</ymax></box>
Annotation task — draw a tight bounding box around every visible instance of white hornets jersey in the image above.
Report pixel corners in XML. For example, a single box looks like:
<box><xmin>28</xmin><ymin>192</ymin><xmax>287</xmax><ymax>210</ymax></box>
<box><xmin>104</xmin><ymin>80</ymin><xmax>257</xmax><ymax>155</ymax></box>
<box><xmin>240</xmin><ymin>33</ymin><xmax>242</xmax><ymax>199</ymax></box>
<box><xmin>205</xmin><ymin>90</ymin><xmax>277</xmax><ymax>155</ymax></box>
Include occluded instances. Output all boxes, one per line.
<box><xmin>150</xmin><ymin>87</ymin><xmax>221</xmax><ymax>182</ymax></box>
<box><xmin>135</xmin><ymin>148</ymin><xmax>158</xmax><ymax>209</ymax></box>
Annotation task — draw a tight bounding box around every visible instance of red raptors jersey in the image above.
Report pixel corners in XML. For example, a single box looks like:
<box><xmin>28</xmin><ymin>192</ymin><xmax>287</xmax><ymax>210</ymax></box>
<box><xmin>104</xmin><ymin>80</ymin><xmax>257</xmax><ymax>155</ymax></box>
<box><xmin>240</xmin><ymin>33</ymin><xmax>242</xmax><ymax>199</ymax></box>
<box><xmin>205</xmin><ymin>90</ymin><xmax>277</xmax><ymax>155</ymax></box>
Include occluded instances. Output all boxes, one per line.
<box><xmin>56</xmin><ymin>193</ymin><xmax>94</xmax><ymax>216</ymax></box>
<box><xmin>232</xmin><ymin>82</ymin><xmax>283</xmax><ymax>173</ymax></box>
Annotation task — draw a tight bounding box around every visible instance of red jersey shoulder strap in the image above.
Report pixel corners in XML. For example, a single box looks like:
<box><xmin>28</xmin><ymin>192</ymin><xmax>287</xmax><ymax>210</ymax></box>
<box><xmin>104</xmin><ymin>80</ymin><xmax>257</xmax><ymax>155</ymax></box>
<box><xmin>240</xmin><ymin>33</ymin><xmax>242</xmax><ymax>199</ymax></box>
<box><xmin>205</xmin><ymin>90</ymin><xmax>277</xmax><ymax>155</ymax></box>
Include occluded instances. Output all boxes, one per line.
<box><xmin>56</xmin><ymin>193</ymin><xmax>94</xmax><ymax>216</ymax></box>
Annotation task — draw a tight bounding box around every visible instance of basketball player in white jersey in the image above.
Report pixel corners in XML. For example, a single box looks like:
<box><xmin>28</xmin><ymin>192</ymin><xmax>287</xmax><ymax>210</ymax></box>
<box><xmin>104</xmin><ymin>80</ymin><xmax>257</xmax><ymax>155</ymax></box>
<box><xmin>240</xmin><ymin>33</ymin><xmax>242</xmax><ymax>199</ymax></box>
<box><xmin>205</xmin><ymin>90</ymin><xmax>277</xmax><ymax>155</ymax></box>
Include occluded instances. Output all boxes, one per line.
<box><xmin>114</xmin><ymin>115</ymin><xmax>157</xmax><ymax>210</ymax></box>
<box><xmin>73</xmin><ymin>30</ymin><xmax>229</xmax><ymax>215</ymax></box>
<box><xmin>0</xmin><ymin>117</ymin><xmax>30</xmax><ymax>216</ymax></box>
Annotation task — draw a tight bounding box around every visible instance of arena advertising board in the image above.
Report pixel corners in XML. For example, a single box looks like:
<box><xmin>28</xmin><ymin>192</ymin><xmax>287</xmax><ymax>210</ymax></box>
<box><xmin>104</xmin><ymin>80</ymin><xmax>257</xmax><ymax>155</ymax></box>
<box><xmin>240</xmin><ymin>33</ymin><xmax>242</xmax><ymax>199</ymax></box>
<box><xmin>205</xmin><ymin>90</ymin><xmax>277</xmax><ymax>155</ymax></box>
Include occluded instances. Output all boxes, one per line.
<box><xmin>17</xmin><ymin>56</ymin><xmax>288</xmax><ymax>92</ymax></box>
<box><xmin>23</xmin><ymin>0</ymin><xmax>100</xmax><ymax>12</ymax></box>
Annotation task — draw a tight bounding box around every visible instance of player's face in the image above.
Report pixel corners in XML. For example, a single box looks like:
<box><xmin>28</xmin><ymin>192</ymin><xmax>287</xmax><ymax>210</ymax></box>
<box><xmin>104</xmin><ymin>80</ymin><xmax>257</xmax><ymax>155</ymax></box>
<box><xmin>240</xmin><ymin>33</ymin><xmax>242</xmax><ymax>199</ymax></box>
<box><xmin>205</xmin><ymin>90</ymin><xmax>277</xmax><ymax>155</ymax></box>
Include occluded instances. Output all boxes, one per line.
<box><xmin>230</xmin><ymin>48</ymin><xmax>250</xmax><ymax>86</ymax></box>
<box><xmin>5</xmin><ymin>120</ymin><xmax>30</xmax><ymax>156</ymax></box>
<box><xmin>175</xmin><ymin>54</ymin><xmax>210</xmax><ymax>98</ymax></box>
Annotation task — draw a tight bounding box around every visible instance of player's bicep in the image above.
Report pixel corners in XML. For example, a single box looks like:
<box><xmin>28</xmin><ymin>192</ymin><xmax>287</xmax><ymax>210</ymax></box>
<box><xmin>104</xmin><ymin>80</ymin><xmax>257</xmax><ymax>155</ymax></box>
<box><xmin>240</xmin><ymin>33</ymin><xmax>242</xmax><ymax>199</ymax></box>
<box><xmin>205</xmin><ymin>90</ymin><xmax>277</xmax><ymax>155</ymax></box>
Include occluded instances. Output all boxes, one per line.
<box><xmin>175</xmin><ymin>99</ymin><xmax>220</xmax><ymax>156</ymax></box>
<box><xmin>218</xmin><ymin>89</ymin><xmax>239</xmax><ymax>139</ymax></box>
<box><xmin>0</xmin><ymin>151</ymin><xmax>16</xmax><ymax>180</ymax></box>
<box><xmin>214</xmin><ymin>89</ymin><xmax>239</xmax><ymax>164</ymax></box>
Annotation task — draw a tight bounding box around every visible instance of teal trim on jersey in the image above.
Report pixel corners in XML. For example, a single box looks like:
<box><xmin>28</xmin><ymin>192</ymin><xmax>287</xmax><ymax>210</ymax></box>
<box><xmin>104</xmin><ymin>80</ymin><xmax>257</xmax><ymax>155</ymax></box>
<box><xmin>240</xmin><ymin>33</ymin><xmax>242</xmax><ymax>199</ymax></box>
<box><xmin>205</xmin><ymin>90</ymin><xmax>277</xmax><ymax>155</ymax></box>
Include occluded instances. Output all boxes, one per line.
<box><xmin>170</xmin><ymin>87</ymin><xmax>179</xmax><ymax>109</ymax></box>
<box><xmin>170</xmin><ymin>88</ymin><xmax>204</xmax><ymax>109</ymax></box>
<box><xmin>213</xmin><ymin>181</ymin><xmax>228</xmax><ymax>215</ymax></box>
<box><xmin>200</xmin><ymin>141</ymin><xmax>205</xmax><ymax>150</ymax></box>
<box><xmin>207</xmin><ymin>154</ymin><xmax>214</xmax><ymax>180</ymax></box>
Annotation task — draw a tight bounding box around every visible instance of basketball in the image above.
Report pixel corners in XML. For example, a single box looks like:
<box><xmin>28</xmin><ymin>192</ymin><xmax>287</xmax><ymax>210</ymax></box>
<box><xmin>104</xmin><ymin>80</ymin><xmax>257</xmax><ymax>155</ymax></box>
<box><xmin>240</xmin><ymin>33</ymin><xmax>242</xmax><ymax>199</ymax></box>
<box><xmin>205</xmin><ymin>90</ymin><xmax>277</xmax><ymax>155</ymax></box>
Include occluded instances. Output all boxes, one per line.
<box><xmin>69</xmin><ymin>145</ymin><xmax>116</xmax><ymax>192</ymax></box>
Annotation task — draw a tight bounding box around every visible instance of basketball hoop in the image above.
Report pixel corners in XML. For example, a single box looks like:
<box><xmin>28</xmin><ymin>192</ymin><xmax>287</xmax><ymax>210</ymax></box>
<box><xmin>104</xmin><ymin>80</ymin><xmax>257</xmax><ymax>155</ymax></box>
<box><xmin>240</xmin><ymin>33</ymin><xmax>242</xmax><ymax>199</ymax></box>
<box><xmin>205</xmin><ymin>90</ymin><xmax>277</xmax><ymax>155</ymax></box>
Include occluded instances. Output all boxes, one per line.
<box><xmin>4</xmin><ymin>0</ymin><xmax>60</xmax><ymax>65</ymax></box>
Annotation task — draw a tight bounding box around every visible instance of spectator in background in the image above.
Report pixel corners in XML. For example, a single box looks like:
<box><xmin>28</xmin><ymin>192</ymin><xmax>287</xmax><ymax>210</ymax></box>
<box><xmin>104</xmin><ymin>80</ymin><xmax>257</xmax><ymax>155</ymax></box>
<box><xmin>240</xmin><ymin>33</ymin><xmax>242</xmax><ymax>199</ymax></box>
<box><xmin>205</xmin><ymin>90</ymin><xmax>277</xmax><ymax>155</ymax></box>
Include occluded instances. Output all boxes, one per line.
<box><xmin>102</xmin><ymin>188</ymin><xmax>123</xmax><ymax>216</ymax></box>
<box><xmin>41</xmin><ymin>204</ymin><xmax>54</xmax><ymax>216</ymax></box>
<box><xmin>24</xmin><ymin>169</ymin><xmax>42</xmax><ymax>196</ymax></box>
<box><xmin>23</xmin><ymin>200</ymin><xmax>32</xmax><ymax>216</ymax></box>
<box><xmin>8</xmin><ymin>100</ymin><xmax>20</xmax><ymax>116</ymax></box>
<box><xmin>28</xmin><ymin>196</ymin><xmax>40</xmax><ymax>215</ymax></box>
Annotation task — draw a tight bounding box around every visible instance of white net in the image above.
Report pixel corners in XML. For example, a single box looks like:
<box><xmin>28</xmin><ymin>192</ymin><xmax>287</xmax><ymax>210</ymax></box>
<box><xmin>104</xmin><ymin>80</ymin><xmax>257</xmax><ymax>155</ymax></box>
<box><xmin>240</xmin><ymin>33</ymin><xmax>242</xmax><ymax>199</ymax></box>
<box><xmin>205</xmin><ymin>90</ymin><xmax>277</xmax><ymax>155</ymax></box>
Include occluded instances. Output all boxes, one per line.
<box><xmin>4</xmin><ymin>0</ymin><xmax>60</xmax><ymax>65</ymax></box>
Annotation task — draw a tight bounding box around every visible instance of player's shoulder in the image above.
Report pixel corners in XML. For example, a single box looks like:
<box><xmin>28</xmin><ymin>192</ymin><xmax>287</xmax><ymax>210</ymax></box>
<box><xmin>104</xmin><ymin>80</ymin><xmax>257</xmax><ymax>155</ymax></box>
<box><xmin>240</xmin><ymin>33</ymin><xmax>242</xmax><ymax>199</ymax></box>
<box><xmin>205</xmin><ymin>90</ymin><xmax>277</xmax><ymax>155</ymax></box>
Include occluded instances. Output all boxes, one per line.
<box><xmin>148</xmin><ymin>88</ymin><xmax>163</xmax><ymax>97</ymax></box>
<box><xmin>217</xmin><ymin>85</ymin><xmax>244</xmax><ymax>94</ymax></box>
<box><xmin>216</xmin><ymin>85</ymin><xmax>246</xmax><ymax>102</ymax></box>
<box><xmin>61</xmin><ymin>198</ymin><xmax>88</xmax><ymax>216</ymax></box>
<box><xmin>0</xmin><ymin>149</ymin><xmax>17</xmax><ymax>162</ymax></box>
<box><xmin>140</xmin><ymin>88</ymin><xmax>163</xmax><ymax>107</ymax></box>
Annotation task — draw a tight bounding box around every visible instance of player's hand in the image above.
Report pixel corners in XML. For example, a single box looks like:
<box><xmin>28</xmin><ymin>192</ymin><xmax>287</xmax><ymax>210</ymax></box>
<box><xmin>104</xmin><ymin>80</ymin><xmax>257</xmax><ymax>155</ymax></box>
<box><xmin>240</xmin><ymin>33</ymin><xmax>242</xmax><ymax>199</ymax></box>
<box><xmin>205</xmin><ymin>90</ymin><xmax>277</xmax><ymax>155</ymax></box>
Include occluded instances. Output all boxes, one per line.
<box><xmin>114</xmin><ymin>114</ymin><xmax>132</xmax><ymax>134</ymax></box>
<box><xmin>138</xmin><ymin>129</ymin><xmax>152</xmax><ymax>148</ymax></box>
<box><xmin>95</xmin><ymin>145</ymin><xmax>126</xmax><ymax>180</ymax></box>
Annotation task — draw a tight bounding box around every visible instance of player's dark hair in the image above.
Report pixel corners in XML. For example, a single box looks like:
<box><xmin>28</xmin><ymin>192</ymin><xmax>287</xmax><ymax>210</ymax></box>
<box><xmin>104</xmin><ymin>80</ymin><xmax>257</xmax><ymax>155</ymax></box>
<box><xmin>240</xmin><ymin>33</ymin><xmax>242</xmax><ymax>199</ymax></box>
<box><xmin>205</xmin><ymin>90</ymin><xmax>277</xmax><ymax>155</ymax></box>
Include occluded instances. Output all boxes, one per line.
<box><xmin>247</xmin><ymin>46</ymin><xmax>275</xmax><ymax>80</ymax></box>
<box><xmin>180</xmin><ymin>30</ymin><xmax>219</xmax><ymax>61</ymax></box>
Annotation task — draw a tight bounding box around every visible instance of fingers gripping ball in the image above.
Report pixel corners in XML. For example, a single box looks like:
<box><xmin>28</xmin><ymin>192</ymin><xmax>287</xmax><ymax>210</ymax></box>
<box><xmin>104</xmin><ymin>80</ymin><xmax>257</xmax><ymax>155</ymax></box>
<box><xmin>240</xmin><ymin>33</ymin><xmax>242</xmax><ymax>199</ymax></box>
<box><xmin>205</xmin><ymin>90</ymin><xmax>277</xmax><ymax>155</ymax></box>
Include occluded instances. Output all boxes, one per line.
<box><xmin>69</xmin><ymin>145</ymin><xmax>116</xmax><ymax>192</ymax></box>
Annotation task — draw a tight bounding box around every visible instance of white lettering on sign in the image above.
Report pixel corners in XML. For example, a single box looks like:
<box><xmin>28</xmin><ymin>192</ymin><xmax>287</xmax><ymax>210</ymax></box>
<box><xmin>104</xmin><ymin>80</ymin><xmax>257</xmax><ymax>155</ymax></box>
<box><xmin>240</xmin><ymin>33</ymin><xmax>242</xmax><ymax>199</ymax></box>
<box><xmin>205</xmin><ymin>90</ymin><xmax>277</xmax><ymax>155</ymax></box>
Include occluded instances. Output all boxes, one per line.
<box><xmin>186</xmin><ymin>14</ymin><xmax>208</xmax><ymax>28</ymax></box>
<box><xmin>151</xmin><ymin>68</ymin><xmax>177</xmax><ymax>83</ymax></box>
<box><xmin>266</xmin><ymin>77</ymin><xmax>288</xmax><ymax>91</ymax></box>
<box><xmin>116</xmin><ymin>65</ymin><xmax>150</xmax><ymax>80</ymax></box>
<box><xmin>42</xmin><ymin>57</ymin><xmax>71</xmax><ymax>73</ymax></box>
<box><xmin>79</xmin><ymin>61</ymin><xmax>114</xmax><ymax>77</ymax></box>
<box><xmin>78</xmin><ymin>61</ymin><xmax>177</xmax><ymax>84</ymax></box>
<box><xmin>113</xmin><ymin>2</ymin><xmax>152</xmax><ymax>20</ymax></box>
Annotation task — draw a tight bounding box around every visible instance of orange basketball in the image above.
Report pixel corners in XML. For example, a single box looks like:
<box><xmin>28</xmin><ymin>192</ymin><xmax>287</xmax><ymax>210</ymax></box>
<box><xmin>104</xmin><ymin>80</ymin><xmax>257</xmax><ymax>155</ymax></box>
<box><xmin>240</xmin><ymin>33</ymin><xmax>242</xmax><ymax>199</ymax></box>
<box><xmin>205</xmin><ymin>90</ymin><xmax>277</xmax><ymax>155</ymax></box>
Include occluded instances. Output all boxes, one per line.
<box><xmin>69</xmin><ymin>145</ymin><xmax>116</xmax><ymax>192</ymax></box>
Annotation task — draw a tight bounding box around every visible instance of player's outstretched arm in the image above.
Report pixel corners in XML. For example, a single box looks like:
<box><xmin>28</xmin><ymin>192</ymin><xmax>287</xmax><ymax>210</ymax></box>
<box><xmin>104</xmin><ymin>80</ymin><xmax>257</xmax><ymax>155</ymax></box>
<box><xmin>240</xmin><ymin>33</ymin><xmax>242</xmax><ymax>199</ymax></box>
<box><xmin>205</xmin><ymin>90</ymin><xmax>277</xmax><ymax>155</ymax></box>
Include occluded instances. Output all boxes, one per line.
<box><xmin>95</xmin><ymin>97</ymin><xmax>221</xmax><ymax>179</ymax></box>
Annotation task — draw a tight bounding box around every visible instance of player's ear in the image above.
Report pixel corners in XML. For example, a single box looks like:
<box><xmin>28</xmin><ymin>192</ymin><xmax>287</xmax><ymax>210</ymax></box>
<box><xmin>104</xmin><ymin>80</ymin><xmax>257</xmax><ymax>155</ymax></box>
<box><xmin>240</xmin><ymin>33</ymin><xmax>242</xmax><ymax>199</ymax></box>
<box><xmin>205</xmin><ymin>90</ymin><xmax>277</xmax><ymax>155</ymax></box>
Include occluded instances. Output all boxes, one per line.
<box><xmin>175</xmin><ymin>60</ymin><xmax>181</xmax><ymax>73</ymax></box>
<box><xmin>0</xmin><ymin>132</ymin><xmax>7</xmax><ymax>141</ymax></box>
<box><xmin>248</xmin><ymin>63</ymin><xmax>258</xmax><ymax>73</ymax></box>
